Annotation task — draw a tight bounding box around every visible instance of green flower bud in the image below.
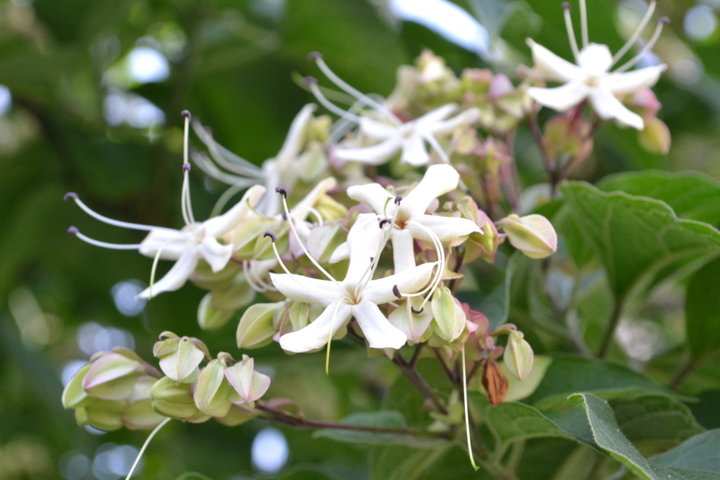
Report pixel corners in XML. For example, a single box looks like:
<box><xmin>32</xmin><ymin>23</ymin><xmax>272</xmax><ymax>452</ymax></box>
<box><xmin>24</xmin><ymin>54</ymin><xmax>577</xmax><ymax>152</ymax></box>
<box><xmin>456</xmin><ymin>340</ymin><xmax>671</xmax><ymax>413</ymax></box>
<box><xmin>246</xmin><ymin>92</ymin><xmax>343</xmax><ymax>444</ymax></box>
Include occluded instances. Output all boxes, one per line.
<box><xmin>193</xmin><ymin>359</ymin><xmax>234</xmax><ymax>418</ymax></box>
<box><xmin>81</xmin><ymin>349</ymin><xmax>146</xmax><ymax>401</ymax></box>
<box><xmin>197</xmin><ymin>293</ymin><xmax>235</xmax><ymax>331</ymax></box>
<box><xmin>431</xmin><ymin>286</ymin><xmax>466</xmax><ymax>343</ymax></box>
<box><xmin>225</xmin><ymin>355</ymin><xmax>271</xmax><ymax>405</ymax></box>
<box><xmin>76</xmin><ymin>399</ymin><xmax>126</xmax><ymax>431</ymax></box>
<box><xmin>503</xmin><ymin>330</ymin><xmax>534</xmax><ymax>380</ymax></box>
<box><xmin>638</xmin><ymin>117</ymin><xmax>671</xmax><ymax>155</ymax></box>
<box><xmin>500</xmin><ymin>214</ymin><xmax>557</xmax><ymax>259</ymax></box>
<box><xmin>216</xmin><ymin>405</ymin><xmax>257</xmax><ymax>427</ymax></box>
<box><xmin>236</xmin><ymin>302</ymin><xmax>282</xmax><ymax>349</ymax></box>
<box><xmin>150</xmin><ymin>377</ymin><xmax>208</xmax><ymax>422</ymax></box>
<box><xmin>153</xmin><ymin>333</ymin><xmax>209</xmax><ymax>384</ymax></box>
<box><xmin>123</xmin><ymin>376</ymin><xmax>166</xmax><ymax>430</ymax></box>
<box><xmin>389</xmin><ymin>298</ymin><xmax>433</xmax><ymax>344</ymax></box>
<box><xmin>62</xmin><ymin>364</ymin><xmax>92</xmax><ymax>409</ymax></box>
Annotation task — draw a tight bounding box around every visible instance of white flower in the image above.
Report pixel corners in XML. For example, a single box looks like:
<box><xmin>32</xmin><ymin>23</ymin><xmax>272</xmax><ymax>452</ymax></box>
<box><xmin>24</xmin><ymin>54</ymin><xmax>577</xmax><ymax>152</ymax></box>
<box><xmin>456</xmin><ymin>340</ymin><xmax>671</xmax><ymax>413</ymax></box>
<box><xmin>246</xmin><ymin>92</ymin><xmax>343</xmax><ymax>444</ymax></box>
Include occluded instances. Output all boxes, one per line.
<box><xmin>271</xmin><ymin>214</ymin><xmax>435</xmax><ymax>353</ymax></box>
<box><xmin>527</xmin><ymin>1</ymin><xmax>667</xmax><ymax>130</ymax></box>
<box><xmin>343</xmin><ymin>164</ymin><xmax>481</xmax><ymax>272</ymax></box>
<box><xmin>333</xmin><ymin>104</ymin><xmax>480</xmax><ymax>166</ymax></box>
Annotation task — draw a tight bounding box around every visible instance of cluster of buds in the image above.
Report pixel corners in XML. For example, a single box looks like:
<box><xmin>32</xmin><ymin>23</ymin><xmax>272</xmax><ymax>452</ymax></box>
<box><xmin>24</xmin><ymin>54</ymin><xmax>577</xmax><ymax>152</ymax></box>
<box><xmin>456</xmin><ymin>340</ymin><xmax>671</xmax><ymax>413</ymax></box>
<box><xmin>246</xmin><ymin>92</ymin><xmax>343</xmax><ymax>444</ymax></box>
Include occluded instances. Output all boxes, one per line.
<box><xmin>62</xmin><ymin>333</ymin><xmax>270</xmax><ymax>430</ymax></box>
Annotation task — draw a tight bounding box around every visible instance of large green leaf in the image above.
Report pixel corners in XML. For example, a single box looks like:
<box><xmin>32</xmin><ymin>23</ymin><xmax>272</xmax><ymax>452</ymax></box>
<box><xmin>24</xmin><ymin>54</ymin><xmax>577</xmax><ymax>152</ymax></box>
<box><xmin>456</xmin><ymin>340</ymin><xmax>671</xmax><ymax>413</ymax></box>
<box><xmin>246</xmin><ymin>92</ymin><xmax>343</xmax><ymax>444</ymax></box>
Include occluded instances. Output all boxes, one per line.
<box><xmin>369</xmin><ymin>445</ymin><xmax>451</xmax><ymax>480</ymax></box>
<box><xmin>685</xmin><ymin>257</ymin><xmax>720</xmax><ymax>358</ymax></box>
<box><xmin>599</xmin><ymin>171</ymin><xmax>720</xmax><ymax>225</ymax></box>
<box><xmin>560</xmin><ymin>182</ymin><xmax>720</xmax><ymax>301</ymax></box>
<box><xmin>652</xmin><ymin>430</ymin><xmax>720</xmax><ymax>477</ymax></box>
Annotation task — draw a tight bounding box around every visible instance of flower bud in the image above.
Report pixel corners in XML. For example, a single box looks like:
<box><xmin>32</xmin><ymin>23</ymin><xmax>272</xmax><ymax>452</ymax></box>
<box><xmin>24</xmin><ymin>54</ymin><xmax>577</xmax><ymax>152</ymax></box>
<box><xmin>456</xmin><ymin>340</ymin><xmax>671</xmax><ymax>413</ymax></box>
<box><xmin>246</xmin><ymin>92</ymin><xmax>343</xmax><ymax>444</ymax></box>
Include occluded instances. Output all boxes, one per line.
<box><xmin>123</xmin><ymin>376</ymin><xmax>166</xmax><ymax>430</ymax></box>
<box><xmin>150</xmin><ymin>377</ymin><xmax>208</xmax><ymax>422</ymax></box>
<box><xmin>62</xmin><ymin>365</ymin><xmax>92</xmax><ymax>409</ymax></box>
<box><xmin>500</xmin><ymin>214</ymin><xmax>557</xmax><ymax>259</ymax></box>
<box><xmin>638</xmin><ymin>117</ymin><xmax>671</xmax><ymax>155</ymax></box>
<box><xmin>153</xmin><ymin>333</ymin><xmax>209</xmax><ymax>384</ymax></box>
<box><xmin>482</xmin><ymin>360</ymin><xmax>509</xmax><ymax>405</ymax></box>
<box><xmin>216</xmin><ymin>405</ymin><xmax>257</xmax><ymax>427</ymax></box>
<box><xmin>225</xmin><ymin>355</ymin><xmax>271</xmax><ymax>405</ymax></box>
<box><xmin>197</xmin><ymin>293</ymin><xmax>234</xmax><ymax>331</ymax></box>
<box><xmin>75</xmin><ymin>399</ymin><xmax>126</xmax><ymax>431</ymax></box>
<box><xmin>542</xmin><ymin>113</ymin><xmax>593</xmax><ymax>164</ymax></box>
<box><xmin>431</xmin><ymin>286</ymin><xmax>466</xmax><ymax>343</ymax></box>
<box><xmin>389</xmin><ymin>298</ymin><xmax>433</xmax><ymax>343</ymax></box>
<box><xmin>236</xmin><ymin>302</ymin><xmax>281</xmax><ymax>349</ymax></box>
<box><xmin>193</xmin><ymin>359</ymin><xmax>234</xmax><ymax>418</ymax></box>
<box><xmin>503</xmin><ymin>330</ymin><xmax>534</xmax><ymax>380</ymax></box>
<box><xmin>81</xmin><ymin>348</ymin><xmax>147</xmax><ymax>401</ymax></box>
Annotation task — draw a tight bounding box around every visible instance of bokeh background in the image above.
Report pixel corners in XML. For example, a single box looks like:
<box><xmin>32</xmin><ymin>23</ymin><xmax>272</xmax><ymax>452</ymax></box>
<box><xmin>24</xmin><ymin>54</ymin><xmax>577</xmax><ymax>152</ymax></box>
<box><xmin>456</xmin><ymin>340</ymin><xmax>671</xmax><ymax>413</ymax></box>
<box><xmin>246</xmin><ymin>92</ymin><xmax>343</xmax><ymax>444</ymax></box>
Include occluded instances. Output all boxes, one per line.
<box><xmin>1</xmin><ymin>0</ymin><xmax>718</xmax><ymax>478</ymax></box>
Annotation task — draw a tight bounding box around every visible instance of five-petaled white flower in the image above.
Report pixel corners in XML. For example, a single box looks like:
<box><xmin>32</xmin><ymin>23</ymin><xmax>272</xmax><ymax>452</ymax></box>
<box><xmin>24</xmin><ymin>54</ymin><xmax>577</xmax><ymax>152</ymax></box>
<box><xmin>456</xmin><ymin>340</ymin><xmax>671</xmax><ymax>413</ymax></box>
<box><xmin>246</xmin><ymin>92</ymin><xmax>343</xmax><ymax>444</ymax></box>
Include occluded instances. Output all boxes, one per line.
<box><xmin>333</xmin><ymin>104</ymin><xmax>480</xmax><ymax>166</ymax></box>
<box><xmin>343</xmin><ymin>164</ymin><xmax>481</xmax><ymax>272</ymax></box>
<box><xmin>527</xmin><ymin>0</ymin><xmax>666</xmax><ymax>130</ymax></box>
<box><xmin>271</xmin><ymin>214</ymin><xmax>435</xmax><ymax>353</ymax></box>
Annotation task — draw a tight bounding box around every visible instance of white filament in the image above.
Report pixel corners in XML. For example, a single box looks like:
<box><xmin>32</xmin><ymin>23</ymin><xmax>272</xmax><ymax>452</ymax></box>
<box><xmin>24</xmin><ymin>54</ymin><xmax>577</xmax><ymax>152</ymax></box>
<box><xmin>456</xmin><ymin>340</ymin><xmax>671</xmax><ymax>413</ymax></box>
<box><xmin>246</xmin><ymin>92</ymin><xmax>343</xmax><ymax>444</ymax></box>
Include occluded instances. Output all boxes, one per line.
<box><xmin>611</xmin><ymin>1</ymin><xmax>657</xmax><ymax>65</ymax></box>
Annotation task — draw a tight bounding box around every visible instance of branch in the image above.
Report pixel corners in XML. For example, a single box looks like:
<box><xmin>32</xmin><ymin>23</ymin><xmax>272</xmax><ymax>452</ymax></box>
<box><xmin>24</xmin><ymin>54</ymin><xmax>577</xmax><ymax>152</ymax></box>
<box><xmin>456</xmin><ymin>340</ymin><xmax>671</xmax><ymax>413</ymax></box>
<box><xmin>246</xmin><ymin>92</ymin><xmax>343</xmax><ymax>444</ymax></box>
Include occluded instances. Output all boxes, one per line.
<box><xmin>392</xmin><ymin>354</ymin><xmax>449</xmax><ymax>415</ymax></box>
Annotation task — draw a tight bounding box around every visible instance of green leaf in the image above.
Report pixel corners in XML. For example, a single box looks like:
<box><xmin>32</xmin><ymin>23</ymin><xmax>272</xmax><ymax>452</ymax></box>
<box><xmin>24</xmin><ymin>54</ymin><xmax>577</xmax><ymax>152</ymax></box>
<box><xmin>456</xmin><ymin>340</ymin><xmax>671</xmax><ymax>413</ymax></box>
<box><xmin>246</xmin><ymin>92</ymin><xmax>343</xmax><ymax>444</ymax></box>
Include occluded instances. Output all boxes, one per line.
<box><xmin>652</xmin><ymin>430</ymin><xmax>720</xmax><ymax>477</ymax></box>
<box><xmin>370</xmin><ymin>445</ymin><xmax>451</xmax><ymax>480</ymax></box>
<box><xmin>685</xmin><ymin>257</ymin><xmax>720</xmax><ymax>358</ymax></box>
<box><xmin>526</xmin><ymin>356</ymin><xmax>676</xmax><ymax>409</ymax></box>
<box><xmin>560</xmin><ymin>182</ymin><xmax>720</xmax><ymax>302</ymax></box>
<box><xmin>569</xmin><ymin>393</ymin><xmax>657</xmax><ymax>480</ymax></box>
<box><xmin>313</xmin><ymin>410</ymin><xmax>431</xmax><ymax>447</ymax></box>
<box><xmin>612</xmin><ymin>395</ymin><xmax>704</xmax><ymax>446</ymax></box>
<box><xmin>599</xmin><ymin>171</ymin><xmax>720</xmax><ymax>224</ymax></box>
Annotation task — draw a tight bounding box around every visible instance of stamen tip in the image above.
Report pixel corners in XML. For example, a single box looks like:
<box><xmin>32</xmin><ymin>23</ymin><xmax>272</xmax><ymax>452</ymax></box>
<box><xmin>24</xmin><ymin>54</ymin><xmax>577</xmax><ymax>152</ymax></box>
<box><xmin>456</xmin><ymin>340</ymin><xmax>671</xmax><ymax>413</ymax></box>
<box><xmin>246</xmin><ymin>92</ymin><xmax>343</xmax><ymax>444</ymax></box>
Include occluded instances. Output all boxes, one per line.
<box><xmin>394</xmin><ymin>195</ymin><xmax>403</xmax><ymax>205</ymax></box>
<box><xmin>275</xmin><ymin>186</ymin><xmax>288</xmax><ymax>197</ymax></box>
<box><xmin>181</xmin><ymin>109</ymin><xmax>192</xmax><ymax>120</ymax></box>
<box><xmin>182</xmin><ymin>162</ymin><xmax>192</xmax><ymax>172</ymax></box>
<box><xmin>392</xmin><ymin>285</ymin><xmax>402</xmax><ymax>299</ymax></box>
<box><xmin>411</xmin><ymin>307</ymin><xmax>424</xmax><ymax>314</ymax></box>
<box><xmin>64</xmin><ymin>192</ymin><xmax>78</xmax><ymax>201</ymax></box>
<box><xmin>263</xmin><ymin>231</ymin><xmax>277</xmax><ymax>243</ymax></box>
<box><xmin>67</xmin><ymin>226</ymin><xmax>79</xmax><ymax>235</ymax></box>
<box><xmin>561</xmin><ymin>1</ymin><xmax>570</xmax><ymax>10</ymax></box>
<box><xmin>379</xmin><ymin>218</ymin><xmax>392</xmax><ymax>228</ymax></box>
<box><xmin>303</xmin><ymin>76</ymin><xmax>318</xmax><ymax>86</ymax></box>
<box><xmin>307</xmin><ymin>51</ymin><xmax>323</xmax><ymax>62</ymax></box>
<box><xmin>659</xmin><ymin>16</ymin><xmax>670</xmax><ymax>25</ymax></box>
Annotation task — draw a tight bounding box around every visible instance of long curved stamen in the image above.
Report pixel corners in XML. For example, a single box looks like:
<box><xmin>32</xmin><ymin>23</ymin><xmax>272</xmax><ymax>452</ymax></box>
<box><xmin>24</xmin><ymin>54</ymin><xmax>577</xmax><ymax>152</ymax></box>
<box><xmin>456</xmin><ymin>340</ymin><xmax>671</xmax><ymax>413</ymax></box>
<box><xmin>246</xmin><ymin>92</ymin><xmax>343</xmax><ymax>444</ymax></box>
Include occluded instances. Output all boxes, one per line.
<box><xmin>67</xmin><ymin>226</ymin><xmax>142</xmax><ymax>250</ymax></box>
<box><xmin>145</xmin><ymin>246</ymin><xmax>166</xmax><ymax>300</ymax></box>
<box><xmin>306</xmin><ymin>207</ymin><xmax>325</xmax><ymax>226</ymax></box>
<box><xmin>180</xmin><ymin>111</ymin><xmax>196</xmax><ymax>226</ymax></box>
<box><xmin>324</xmin><ymin>300</ymin><xmax>343</xmax><ymax>375</ymax></box>
<box><xmin>562</xmin><ymin>3</ymin><xmax>581</xmax><ymax>61</ymax></box>
<box><xmin>309</xmin><ymin>53</ymin><xmax>400</xmax><ymax>125</ymax></box>
<box><xmin>65</xmin><ymin>193</ymin><xmax>160</xmax><ymax>232</ymax></box>
<box><xmin>401</xmin><ymin>222</ymin><xmax>446</xmax><ymax>309</ymax></box>
<box><xmin>210</xmin><ymin>181</ymin><xmax>253</xmax><ymax>217</ymax></box>
<box><xmin>265</xmin><ymin>233</ymin><xmax>296</xmax><ymax>277</ymax></box>
<box><xmin>278</xmin><ymin>189</ymin><xmax>340</xmax><ymax>284</ymax></box>
<box><xmin>192</xmin><ymin>122</ymin><xmax>264</xmax><ymax>178</ymax></box>
<box><xmin>579</xmin><ymin>0</ymin><xmax>589</xmax><ymax>49</ymax></box>
<box><xmin>461</xmin><ymin>346</ymin><xmax>479</xmax><ymax>471</ymax></box>
<box><xmin>614</xmin><ymin>17</ymin><xmax>669</xmax><ymax>73</ymax></box>
<box><xmin>192</xmin><ymin>152</ymin><xmax>260</xmax><ymax>188</ymax></box>
<box><xmin>124</xmin><ymin>418</ymin><xmax>172</xmax><ymax>480</ymax></box>
<box><xmin>306</xmin><ymin>77</ymin><xmax>364</xmax><ymax>124</ymax></box>
<box><xmin>611</xmin><ymin>0</ymin><xmax>657</xmax><ymax>66</ymax></box>
<box><xmin>243</xmin><ymin>261</ymin><xmax>274</xmax><ymax>292</ymax></box>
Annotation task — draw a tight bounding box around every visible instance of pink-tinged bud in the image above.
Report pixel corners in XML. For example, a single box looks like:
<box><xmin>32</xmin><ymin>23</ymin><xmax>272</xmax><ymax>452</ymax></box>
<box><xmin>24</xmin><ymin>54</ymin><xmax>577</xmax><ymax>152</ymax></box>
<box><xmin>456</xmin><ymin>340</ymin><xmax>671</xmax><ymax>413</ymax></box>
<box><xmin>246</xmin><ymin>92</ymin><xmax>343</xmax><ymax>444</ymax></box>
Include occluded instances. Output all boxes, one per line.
<box><xmin>431</xmin><ymin>286</ymin><xmax>466</xmax><ymax>343</ymax></box>
<box><xmin>236</xmin><ymin>303</ymin><xmax>282</xmax><ymax>349</ymax></box>
<box><xmin>638</xmin><ymin>117</ymin><xmax>671</xmax><ymax>155</ymax></box>
<box><xmin>503</xmin><ymin>330</ymin><xmax>534</xmax><ymax>380</ymax></box>
<box><xmin>542</xmin><ymin>113</ymin><xmax>593</xmax><ymax>164</ymax></box>
<box><xmin>631</xmin><ymin>88</ymin><xmax>661</xmax><ymax>118</ymax></box>
<box><xmin>461</xmin><ymin>303</ymin><xmax>489</xmax><ymax>336</ymax></box>
<box><xmin>193</xmin><ymin>359</ymin><xmax>234</xmax><ymax>418</ymax></box>
<box><xmin>500</xmin><ymin>214</ymin><xmax>557</xmax><ymax>259</ymax></box>
<box><xmin>225</xmin><ymin>355</ymin><xmax>271</xmax><ymax>405</ymax></box>
<box><xmin>482</xmin><ymin>360</ymin><xmax>509</xmax><ymax>406</ymax></box>
<box><xmin>81</xmin><ymin>349</ymin><xmax>147</xmax><ymax>401</ymax></box>
<box><xmin>154</xmin><ymin>333</ymin><xmax>209</xmax><ymax>384</ymax></box>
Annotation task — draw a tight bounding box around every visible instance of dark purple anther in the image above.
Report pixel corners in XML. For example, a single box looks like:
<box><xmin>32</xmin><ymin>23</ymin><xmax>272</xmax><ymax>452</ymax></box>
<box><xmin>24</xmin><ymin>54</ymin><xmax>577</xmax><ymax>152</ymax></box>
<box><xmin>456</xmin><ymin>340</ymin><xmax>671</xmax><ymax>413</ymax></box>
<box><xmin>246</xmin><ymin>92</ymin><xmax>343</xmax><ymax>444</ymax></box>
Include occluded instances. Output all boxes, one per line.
<box><xmin>561</xmin><ymin>2</ymin><xmax>570</xmax><ymax>9</ymax></box>
<box><xmin>394</xmin><ymin>195</ymin><xmax>403</xmax><ymax>205</ymax></box>
<box><xmin>379</xmin><ymin>218</ymin><xmax>392</xmax><ymax>228</ymax></box>
<box><xmin>182</xmin><ymin>163</ymin><xmax>192</xmax><ymax>172</ymax></box>
<box><xmin>67</xmin><ymin>226</ymin><xmax>79</xmax><ymax>235</ymax></box>
<box><xmin>307</xmin><ymin>51</ymin><xmax>323</xmax><ymax>62</ymax></box>
<box><xmin>263</xmin><ymin>231</ymin><xmax>277</xmax><ymax>243</ymax></box>
<box><xmin>181</xmin><ymin>110</ymin><xmax>192</xmax><ymax>120</ymax></box>
<box><xmin>64</xmin><ymin>192</ymin><xmax>78</xmax><ymax>201</ymax></box>
<box><xmin>275</xmin><ymin>186</ymin><xmax>288</xmax><ymax>197</ymax></box>
<box><xmin>392</xmin><ymin>285</ymin><xmax>402</xmax><ymax>299</ymax></box>
<box><xmin>411</xmin><ymin>306</ymin><xmax>424</xmax><ymax>314</ymax></box>
<box><xmin>303</xmin><ymin>76</ymin><xmax>318</xmax><ymax>86</ymax></box>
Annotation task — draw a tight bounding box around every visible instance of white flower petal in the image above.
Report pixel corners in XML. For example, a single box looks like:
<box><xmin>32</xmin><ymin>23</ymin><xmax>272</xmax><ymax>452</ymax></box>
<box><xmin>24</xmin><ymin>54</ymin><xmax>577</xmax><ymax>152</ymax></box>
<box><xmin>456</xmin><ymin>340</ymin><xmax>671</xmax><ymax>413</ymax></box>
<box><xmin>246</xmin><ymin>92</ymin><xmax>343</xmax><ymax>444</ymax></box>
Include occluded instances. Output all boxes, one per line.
<box><xmin>402</xmin><ymin>164</ymin><xmax>460</xmax><ymax>217</ymax></box>
<box><xmin>279</xmin><ymin>300</ymin><xmax>352</xmax><ymax>353</ymax></box>
<box><xmin>602</xmin><ymin>64</ymin><xmax>666</xmax><ymax>95</ymax></box>
<box><xmin>289</xmin><ymin>177</ymin><xmax>337</xmax><ymax>222</ymax></box>
<box><xmin>275</xmin><ymin>104</ymin><xmax>316</xmax><ymax>169</ymax></box>
<box><xmin>364</xmin><ymin>262</ymin><xmax>436</xmax><ymax>305</ymax></box>
<box><xmin>138</xmin><ymin>248</ymin><xmax>199</xmax><ymax>298</ymax></box>
<box><xmin>589</xmin><ymin>88</ymin><xmax>644</xmax><ymax>130</ymax></box>
<box><xmin>358</xmin><ymin>117</ymin><xmax>399</xmax><ymax>139</ymax></box>
<box><xmin>409</xmin><ymin>215</ymin><xmax>480</xmax><ymax>244</ymax></box>
<box><xmin>269</xmin><ymin>273</ymin><xmax>340</xmax><ymax>306</ymax></box>
<box><xmin>352</xmin><ymin>300</ymin><xmax>407</xmax><ymax>349</ymax></box>
<box><xmin>528</xmin><ymin>82</ymin><xmax>589</xmax><ymax>112</ymax></box>
<box><xmin>577</xmin><ymin>44</ymin><xmax>613</xmax><ymax>76</ymax></box>
<box><xmin>400</xmin><ymin>134</ymin><xmax>430</xmax><ymax>166</ymax></box>
<box><xmin>424</xmin><ymin>108</ymin><xmax>480</xmax><ymax>136</ymax></box>
<box><xmin>204</xmin><ymin>185</ymin><xmax>266</xmax><ymax>237</ymax></box>
<box><xmin>415</xmin><ymin>103</ymin><xmax>458</xmax><ymax>125</ymax></box>
<box><xmin>527</xmin><ymin>39</ymin><xmax>584</xmax><ymax>82</ymax></box>
<box><xmin>139</xmin><ymin>228</ymin><xmax>192</xmax><ymax>260</ymax></box>
<box><xmin>329</xmin><ymin>242</ymin><xmax>349</xmax><ymax>264</ymax></box>
<box><xmin>344</xmin><ymin>214</ymin><xmax>387</xmax><ymax>284</ymax></box>
<box><xmin>391</xmin><ymin>229</ymin><xmax>416</xmax><ymax>272</ymax></box>
<box><xmin>333</xmin><ymin>136</ymin><xmax>403</xmax><ymax>165</ymax></box>
<box><xmin>199</xmin><ymin>236</ymin><xmax>233</xmax><ymax>272</ymax></box>
<box><xmin>347</xmin><ymin>183</ymin><xmax>395</xmax><ymax>216</ymax></box>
